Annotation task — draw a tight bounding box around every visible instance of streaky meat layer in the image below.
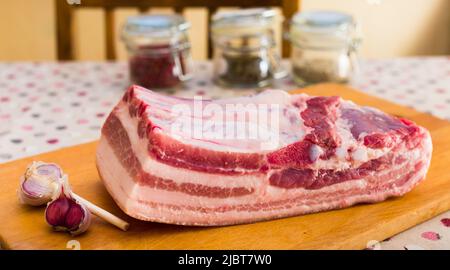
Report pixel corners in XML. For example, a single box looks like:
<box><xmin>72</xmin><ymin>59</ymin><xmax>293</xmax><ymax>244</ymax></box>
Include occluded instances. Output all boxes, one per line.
<box><xmin>96</xmin><ymin>85</ymin><xmax>432</xmax><ymax>226</ymax></box>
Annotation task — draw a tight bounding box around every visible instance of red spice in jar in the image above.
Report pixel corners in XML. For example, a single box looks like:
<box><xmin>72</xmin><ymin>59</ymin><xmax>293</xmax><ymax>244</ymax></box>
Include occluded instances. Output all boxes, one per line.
<box><xmin>129</xmin><ymin>44</ymin><xmax>187</xmax><ymax>89</ymax></box>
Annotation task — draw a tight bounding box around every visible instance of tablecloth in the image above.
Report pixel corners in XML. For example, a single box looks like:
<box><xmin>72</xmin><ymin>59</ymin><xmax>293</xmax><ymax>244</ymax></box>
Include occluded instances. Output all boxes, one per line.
<box><xmin>0</xmin><ymin>57</ymin><xmax>449</xmax><ymax>250</ymax></box>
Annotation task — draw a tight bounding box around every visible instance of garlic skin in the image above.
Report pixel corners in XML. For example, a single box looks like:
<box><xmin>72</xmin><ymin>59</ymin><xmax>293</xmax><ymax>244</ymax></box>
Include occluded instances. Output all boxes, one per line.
<box><xmin>18</xmin><ymin>162</ymin><xmax>63</xmax><ymax>206</ymax></box>
<box><xmin>45</xmin><ymin>177</ymin><xmax>91</xmax><ymax>236</ymax></box>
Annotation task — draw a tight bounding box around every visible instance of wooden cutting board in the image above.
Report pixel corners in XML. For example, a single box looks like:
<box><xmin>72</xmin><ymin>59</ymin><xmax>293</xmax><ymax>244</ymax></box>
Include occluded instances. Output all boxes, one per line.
<box><xmin>1</xmin><ymin>83</ymin><xmax>450</xmax><ymax>250</ymax></box>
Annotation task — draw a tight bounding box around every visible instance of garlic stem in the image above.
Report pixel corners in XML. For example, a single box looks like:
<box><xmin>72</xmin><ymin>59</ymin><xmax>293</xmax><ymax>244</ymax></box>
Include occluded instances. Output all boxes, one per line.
<box><xmin>72</xmin><ymin>193</ymin><xmax>130</xmax><ymax>231</ymax></box>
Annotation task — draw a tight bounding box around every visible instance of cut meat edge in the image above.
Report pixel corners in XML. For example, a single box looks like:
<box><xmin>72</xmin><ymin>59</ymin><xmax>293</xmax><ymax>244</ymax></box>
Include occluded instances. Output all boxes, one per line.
<box><xmin>97</xmin><ymin>140</ymin><xmax>428</xmax><ymax>226</ymax></box>
<box><xmin>97</xmin><ymin>136</ymin><xmax>430</xmax><ymax>226</ymax></box>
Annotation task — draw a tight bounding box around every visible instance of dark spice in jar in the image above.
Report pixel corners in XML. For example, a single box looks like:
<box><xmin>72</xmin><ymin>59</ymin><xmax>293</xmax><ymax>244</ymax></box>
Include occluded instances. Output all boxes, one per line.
<box><xmin>218</xmin><ymin>53</ymin><xmax>272</xmax><ymax>87</ymax></box>
<box><xmin>129</xmin><ymin>44</ymin><xmax>187</xmax><ymax>89</ymax></box>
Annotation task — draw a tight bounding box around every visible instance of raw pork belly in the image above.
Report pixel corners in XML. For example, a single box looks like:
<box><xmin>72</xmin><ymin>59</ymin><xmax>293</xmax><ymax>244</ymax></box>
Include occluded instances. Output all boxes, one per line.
<box><xmin>96</xmin><ymin>85</ymin><xmax>432</xmax><ymax>226</ymax></box>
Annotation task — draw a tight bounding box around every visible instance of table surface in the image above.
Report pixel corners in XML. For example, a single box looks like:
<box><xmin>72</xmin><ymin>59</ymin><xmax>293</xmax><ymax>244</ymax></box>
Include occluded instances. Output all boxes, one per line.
<box><xmin>0</xmin><ymin>57</ymin><xmax>449</xmax><ymax>250</ymax></box>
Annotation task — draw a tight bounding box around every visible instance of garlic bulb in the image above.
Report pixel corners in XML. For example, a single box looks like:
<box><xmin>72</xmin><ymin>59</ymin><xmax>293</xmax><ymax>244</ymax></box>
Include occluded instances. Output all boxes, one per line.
<box><xmin>18</xmin><ymin>162</ymin><xmax>63</xmax><ymax>206</ymax></box>
<box><xmin>19</xmin><ymin>161</ymin><xmax>129</xmax><ymax>232</ymax></box>
<box><xmin>45</xmin><ymin>176</ymin><xmax>91</xmax><ymax>236</ymax></box>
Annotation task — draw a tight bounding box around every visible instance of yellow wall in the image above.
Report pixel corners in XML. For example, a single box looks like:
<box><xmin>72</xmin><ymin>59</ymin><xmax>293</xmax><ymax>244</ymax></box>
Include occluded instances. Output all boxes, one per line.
<box><xmin>302</xmin><ymin>0</ymin><xmax>450</xmax><ymax>58</ymax></box>
<box><xmin>0</xmin><ymin>0</ymin><xmax>56</xmax><ymax>60</ymax></box>
<box><xmin>0</xmin><ymin>0</ymin><xmax>448</xmax><ymax>61</ymax></box>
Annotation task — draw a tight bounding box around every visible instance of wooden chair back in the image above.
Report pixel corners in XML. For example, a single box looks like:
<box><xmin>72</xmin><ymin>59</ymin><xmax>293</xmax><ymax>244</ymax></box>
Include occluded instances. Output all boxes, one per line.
<box><xmin>55</xmin><ymin>0</ymin><xmax>299</xmax><ymax>60</ymax></box>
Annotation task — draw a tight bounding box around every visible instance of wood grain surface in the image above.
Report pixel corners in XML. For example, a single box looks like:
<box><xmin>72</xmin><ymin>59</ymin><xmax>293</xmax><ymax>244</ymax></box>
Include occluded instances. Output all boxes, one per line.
<box><xmin>1</xmin><ymin>83</ymin><xmax>449</xmax><ymax>250</ymax></box>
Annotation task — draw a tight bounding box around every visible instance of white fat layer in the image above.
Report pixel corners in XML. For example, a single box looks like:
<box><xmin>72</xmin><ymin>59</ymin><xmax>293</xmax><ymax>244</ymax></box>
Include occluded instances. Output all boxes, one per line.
<box><xmin>135</xmin><ymin>88</ymin><xmax>309</xmax><ymax>153</ymax></box>
<box><xmin>309</xmin><ymin>144</ymin><xmax>323</xmax><ymax>162</ymax></box>
<box><xmin>333</xmin><ymin>116</ymin><xmax>356</xmax><ymax>162</ymax></box>
<box><xmin>352</xmin><ymin>148</ymin><xmax>368</xmax><ymax>162</ymax></box>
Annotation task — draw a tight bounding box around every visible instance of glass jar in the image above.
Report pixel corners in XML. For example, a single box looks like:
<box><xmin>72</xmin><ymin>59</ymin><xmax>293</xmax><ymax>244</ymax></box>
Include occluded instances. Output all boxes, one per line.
<box><xmin>211</xmin><ymin>8</ymin><xmax>286</xmax><ymax>88</ymax></box>
<box><xmin>288</xmin><ymin>11</ymin><xmax>361</xmax><ymax>86</ymax></box>
<box><xmin>121</xmin><ymin>15</ymin><xmax>192</xmax><ymax>89</ymax></box>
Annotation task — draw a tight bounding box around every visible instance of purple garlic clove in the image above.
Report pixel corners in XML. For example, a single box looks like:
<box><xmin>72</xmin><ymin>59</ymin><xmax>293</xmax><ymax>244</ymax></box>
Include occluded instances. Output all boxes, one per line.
<box><xmin>45</xmin><ymin>177</ymin><xmax>91</xmax><ymax>236</ymax></box>
<box><xmin>19</xmin><ymin>162</ymin><xmax>64</xmax><ymax>206</ymax></box>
